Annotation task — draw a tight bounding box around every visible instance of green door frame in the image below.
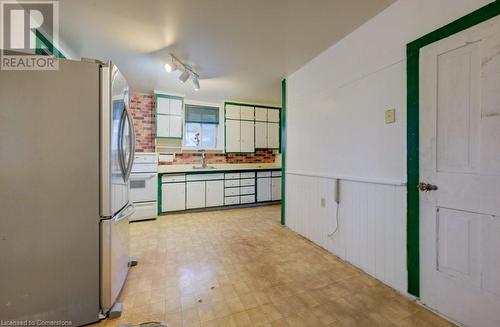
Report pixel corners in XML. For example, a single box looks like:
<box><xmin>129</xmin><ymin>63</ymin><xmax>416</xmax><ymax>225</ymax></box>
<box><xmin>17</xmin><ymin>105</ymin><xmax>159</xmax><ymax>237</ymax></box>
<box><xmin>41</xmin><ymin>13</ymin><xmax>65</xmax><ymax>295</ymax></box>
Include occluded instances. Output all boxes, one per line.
<box><xmin>281</xmin><ymin>79</ymin><xmax>286</xmax><ymax>225</ymax></box>
<box><xmin>406</xmin><ymin>0</ymin><xmax>500</xmax><ymax>297</ymax></box>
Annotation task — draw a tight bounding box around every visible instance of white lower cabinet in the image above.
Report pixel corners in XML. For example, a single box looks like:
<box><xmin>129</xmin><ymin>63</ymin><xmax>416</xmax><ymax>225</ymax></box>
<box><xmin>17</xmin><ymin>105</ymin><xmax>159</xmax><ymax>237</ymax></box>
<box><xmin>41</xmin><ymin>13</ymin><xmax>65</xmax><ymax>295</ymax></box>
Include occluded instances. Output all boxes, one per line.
<box><xmin>257</xmin><ymin>177</ymin><xmax>271</xmax><ymax>202</ymax></box>
<box><xmin>206</xmin><ymin>180</ymin><xmax>224</xmax><ymax>207</ymax></box>
<box><xmin>186</xmin><ymin>181</ymin><xmax>206</xmax><ymax>209</ymax></box>
<box><xmin>162</xmin><ymin>182</ymin><xmax>186</xmax><ymax>212</ymax></box>
<box><xmin>162</xmin><ymin>170</ymin><xmax>280</xmax><ymax>213</ymax></box>
<box><xmin>271</xmin><ymin>177</ymin><xmax>281</xmax><ymax>201</ymax></box>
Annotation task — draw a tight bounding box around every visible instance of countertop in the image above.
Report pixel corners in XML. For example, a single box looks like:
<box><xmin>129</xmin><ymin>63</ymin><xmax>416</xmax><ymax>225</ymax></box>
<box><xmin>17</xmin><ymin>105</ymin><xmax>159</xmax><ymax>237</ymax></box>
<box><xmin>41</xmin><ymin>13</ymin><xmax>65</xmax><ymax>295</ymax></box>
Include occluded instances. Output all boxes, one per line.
<box><xmin>158</xmin><ymin>163</ymin><xmax>281</xmax><ymax>174</ymax></box>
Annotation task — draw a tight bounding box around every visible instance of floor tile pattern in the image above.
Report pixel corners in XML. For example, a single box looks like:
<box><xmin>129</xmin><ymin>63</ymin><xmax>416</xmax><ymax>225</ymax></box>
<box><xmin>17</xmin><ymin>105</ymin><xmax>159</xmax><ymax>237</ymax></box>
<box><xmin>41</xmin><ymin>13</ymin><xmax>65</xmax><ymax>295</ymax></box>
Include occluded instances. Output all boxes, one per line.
<box><xmin>95</xmin><ymin>205</ymin><xmax>455</xmax><ymax>327</ymax></box>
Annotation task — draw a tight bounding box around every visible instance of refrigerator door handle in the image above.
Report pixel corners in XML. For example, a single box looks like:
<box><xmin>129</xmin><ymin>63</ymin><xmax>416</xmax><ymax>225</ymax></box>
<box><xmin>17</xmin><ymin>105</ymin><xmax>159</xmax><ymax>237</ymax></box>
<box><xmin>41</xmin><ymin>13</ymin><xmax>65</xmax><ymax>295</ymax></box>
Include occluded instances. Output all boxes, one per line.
<box><xmin>124</xmin><ymin>105</ymin><xmax>136</xmax><ymax>182</ymax></box>
<box><xmin>117</xmin><ymin>109</ymin><xmax>127</xmax><ymax>180</ymax></box>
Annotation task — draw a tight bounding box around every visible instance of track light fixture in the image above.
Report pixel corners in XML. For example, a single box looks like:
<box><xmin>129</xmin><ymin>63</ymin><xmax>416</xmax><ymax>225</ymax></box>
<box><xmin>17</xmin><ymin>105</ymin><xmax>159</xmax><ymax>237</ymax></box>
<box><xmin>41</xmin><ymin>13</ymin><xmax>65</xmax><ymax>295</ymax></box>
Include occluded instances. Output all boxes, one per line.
<box><xmin>192</xmin><ymin>77</ymin><xmax>200</xmax><ymax>91</ymax></box>
<box><xmin>165</xmin><ymin>53</ymin><xmax>200</xmax><ymax>91</ymax></box>
<box><xmin>179</xmin><ymin>69</ymin><xmax>190</xmax><ymax>83</ymax></box>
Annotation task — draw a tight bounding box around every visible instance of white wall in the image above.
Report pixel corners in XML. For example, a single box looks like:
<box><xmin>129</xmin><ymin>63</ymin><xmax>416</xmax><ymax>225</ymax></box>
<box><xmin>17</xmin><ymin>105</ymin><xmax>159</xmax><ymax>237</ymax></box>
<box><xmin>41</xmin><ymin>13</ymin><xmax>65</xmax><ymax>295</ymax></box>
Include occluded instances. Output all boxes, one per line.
<box><xmin>285</xmin><ymin>0</ymin><xmax>493</xmax><ymax>295</ymax></box>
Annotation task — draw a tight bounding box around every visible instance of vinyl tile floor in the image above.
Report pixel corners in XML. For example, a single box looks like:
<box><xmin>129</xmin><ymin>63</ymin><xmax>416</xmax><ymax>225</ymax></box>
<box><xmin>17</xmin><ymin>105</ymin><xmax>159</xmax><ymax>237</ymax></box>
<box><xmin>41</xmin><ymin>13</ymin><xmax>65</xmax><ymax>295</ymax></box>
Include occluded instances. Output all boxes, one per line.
<box><xmin>94</xmin><ymin>205</ymin><xmax>455</xmax><ymax>327</ymax></box>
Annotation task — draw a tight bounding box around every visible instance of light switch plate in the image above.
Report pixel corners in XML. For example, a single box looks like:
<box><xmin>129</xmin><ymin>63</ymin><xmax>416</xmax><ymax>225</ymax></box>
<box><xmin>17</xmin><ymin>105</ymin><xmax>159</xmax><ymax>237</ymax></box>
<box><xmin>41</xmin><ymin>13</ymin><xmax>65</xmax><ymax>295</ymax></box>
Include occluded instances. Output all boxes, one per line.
<box><xmin>385</xmin><ymin>109</ymin><xmax>396</xmax><ymax>124</ymax></box>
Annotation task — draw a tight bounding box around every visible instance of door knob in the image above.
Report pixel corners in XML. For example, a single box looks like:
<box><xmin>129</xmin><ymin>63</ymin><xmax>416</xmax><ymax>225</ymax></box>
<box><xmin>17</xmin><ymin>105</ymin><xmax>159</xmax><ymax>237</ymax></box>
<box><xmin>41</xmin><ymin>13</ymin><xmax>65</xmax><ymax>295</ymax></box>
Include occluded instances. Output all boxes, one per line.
<box><xmin>418</xmin><ymin>182</ymin><xmax>438</xmax><ymax>191</ymax></box>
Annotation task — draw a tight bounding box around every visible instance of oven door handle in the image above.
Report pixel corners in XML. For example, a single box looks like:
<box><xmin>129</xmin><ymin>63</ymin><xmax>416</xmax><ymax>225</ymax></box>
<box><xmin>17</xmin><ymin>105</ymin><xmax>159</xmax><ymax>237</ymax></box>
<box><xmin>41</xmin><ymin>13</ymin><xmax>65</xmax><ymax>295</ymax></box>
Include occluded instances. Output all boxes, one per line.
<box><xmin>129</xmin><ymin>173</ymin><xmax>157</xmax><ymax>180</ymax></box>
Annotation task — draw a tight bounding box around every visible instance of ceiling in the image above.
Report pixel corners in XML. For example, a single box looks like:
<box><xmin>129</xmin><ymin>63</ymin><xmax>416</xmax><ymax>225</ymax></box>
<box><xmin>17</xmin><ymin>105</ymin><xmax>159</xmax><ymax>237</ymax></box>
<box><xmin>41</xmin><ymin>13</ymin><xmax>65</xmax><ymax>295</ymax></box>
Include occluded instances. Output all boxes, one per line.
<box><xmin>59</xmin><ymin>0</ymin><xmax>394</xmax><ymax>105</ymax></box>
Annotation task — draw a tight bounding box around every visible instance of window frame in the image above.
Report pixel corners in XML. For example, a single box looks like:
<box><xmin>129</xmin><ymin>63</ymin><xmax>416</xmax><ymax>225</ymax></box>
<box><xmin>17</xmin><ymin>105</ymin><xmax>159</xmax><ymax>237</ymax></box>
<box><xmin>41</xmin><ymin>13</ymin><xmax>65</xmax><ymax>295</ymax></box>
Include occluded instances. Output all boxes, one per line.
<box><xmin>182</xmin><ymin>100</ymin><xmax>224</xmax><ymax>152</ymax></box>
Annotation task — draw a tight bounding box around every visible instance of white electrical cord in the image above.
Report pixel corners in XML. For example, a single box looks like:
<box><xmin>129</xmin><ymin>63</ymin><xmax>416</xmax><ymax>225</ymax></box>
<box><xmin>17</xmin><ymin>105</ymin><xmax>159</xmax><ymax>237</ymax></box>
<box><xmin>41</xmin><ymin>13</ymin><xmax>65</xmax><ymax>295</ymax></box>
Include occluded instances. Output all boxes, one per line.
<box><xmin>328</xmin><ymin>201</ymin><xmax>340</xmax><ymax>238</ymax></box>
<box><xmin>328</xmin><ymin>179</ymin><xmax>340</xmax><ymax>238</ymax></box>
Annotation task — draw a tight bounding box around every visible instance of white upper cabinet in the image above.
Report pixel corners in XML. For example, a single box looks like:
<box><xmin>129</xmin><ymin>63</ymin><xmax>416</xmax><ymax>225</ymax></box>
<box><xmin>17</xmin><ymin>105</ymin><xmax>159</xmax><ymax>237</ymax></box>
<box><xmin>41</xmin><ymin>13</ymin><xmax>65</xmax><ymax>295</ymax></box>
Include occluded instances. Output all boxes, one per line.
<box><xmin>240</xmin><ymin>120</ymin><xmax>255</xmax><ymax>152</ymax></box>
<box><xmin>240</xmin><ymin>106</ymin><xmax>255</xmax><ymax>120</ymax></box>
<box><xmin>255</xmin><ymin>121</ymin><xmax>267</xmax><ymax>148</ymax></box>
<box><xmin>169</xmin><ymin>98</ymin><xmax>183</xmax><ymax>116</ymax></box>
<box><xmin>255</xmin><ymin>108</ymin><xmax>268</xmax><ymax>121</ymax></box>
<box><xmin>225</xmin><ymin>119</ymin><xmax>240</xmax><ymax>152</ymax></box>
<box><xmin>224</xmin><ymin>103</ymin><xmax>279</xmax><ymax>152</ymax></box>
<box><xmin>169</xmin><ymin>115</ymin><xmax>183</xmax><ymax>138</ymax></box>
<box><xmin>156</xmin><ymin>115</ymin><xmax>170</xmax><ymax>137</ymax></box>
<box><xmin>267</xmin><ymin>123</ymin><xmax>280</xmax><ymax>149</ymax></box>
<box><xmin>155</xmin><ymin>94</ymin><xmax>184</xmax><ymax>139</ymax></box>
<box><xmin>157</xmin><ymin>97</ymin><xmax>170</xmax><ymax>115</ymax></box>
<box><xmin>267</xmin><ymin>109</ymin><xmax>280</xmax><ymax>122</ymax></box>
<box><xmin>225</xmin><ymin>105</ymin><xmax>240</xmax><ymax>119</ymax></box>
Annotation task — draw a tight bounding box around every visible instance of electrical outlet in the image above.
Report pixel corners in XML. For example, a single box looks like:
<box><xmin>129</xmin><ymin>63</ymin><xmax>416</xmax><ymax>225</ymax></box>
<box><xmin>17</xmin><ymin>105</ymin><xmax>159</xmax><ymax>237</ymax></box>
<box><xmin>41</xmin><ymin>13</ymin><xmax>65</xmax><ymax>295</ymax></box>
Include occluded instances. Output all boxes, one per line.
<box><xmin>320</xmin><ymin>198</ymin><xmax>326</xmax><ymax>208</ymax></box>
<box><xmin>385</xmin><ymin>109</ymin><xmax>396</xmax><ymax>124</ymax></box>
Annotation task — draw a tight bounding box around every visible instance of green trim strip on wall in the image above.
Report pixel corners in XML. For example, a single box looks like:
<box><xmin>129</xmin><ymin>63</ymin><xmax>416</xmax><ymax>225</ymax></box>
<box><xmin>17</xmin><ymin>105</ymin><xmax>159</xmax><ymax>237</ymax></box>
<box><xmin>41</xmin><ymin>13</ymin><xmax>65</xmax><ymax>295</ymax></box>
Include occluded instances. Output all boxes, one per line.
<box><xmin>34</xmin><ymin>30</ymin><xmax>66</xmax><ymax>59</ymax></box>
<box><xmin>225</xmin><ymin>101</ymin><xmax>281</xmax><ymax>109</ymax></box>
<box><xmin>281</xmin><ymin>79</ymin><xmax>286</xmax><ymax>226</ymax></box>
<box><xmin>406</xmin><ymin>0</ymin><xmax>500</xmax><ymax>298</ymax></box>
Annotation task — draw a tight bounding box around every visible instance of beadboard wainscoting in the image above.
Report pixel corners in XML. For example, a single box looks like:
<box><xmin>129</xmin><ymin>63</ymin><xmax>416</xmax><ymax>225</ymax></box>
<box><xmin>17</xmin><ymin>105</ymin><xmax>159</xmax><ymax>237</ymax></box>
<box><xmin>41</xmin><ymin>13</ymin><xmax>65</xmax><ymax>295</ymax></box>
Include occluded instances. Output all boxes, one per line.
<box><xmin>285</xmin><ymin>172</ymin><xmax>407</xmax><ymax>295</ymax></box>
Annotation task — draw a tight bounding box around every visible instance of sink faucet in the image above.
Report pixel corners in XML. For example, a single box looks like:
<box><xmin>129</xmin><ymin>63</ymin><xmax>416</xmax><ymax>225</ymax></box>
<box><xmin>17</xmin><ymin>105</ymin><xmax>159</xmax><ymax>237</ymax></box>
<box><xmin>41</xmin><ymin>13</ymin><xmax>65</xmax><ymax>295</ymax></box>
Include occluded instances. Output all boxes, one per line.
<box><xmin>199</xmin><ymin>150</ymin><xmax>207</xmax><ymax>168</ymax></box>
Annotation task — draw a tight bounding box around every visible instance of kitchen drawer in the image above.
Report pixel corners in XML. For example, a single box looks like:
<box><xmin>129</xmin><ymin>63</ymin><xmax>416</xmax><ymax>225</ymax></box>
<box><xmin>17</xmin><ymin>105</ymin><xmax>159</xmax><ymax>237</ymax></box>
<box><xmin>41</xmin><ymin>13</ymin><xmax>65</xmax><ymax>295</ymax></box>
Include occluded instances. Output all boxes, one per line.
<box><xmin>225</xmin><ymin>187</ymin><xmax>240</xmax><ymax>196</ymax></box>
<box><xmin>240</xmin><ymin>172</ymin><xmax>255</xmax><ymax>178</ymax></box>
<box><xmin>129</xmin><ymin>202</ymin><xmax>157</xmax><ymax>221</ymax></box>
<box><xmin>225</xmin><ymin>179</ymin><xmax>240</xmax><ymax>187</ymax></box>
<box><xmin>224</xmin><ymin>196</ymin><xmax>240</xmax><ymax>206</ymax></box>
<box><xmin>225</xmin><ymin>172</ymin><xmax>241</xmax><ymax>180</ymax></box>
<box><xmin>271</xmin><ymin>171</ymin><xmax>282</xmax><ymax>177</ymax></box>
<box><xmin>240</xmin><ymin>195</ymin><xmax>255</xmax><ymax>204</ymax></box>
<box><xmin>240</xmin><ymin>178</ymin><xmax>255</xmax><ymax>186</ymax></box>
<box><xmin>257</xmin><ymin>171</ymin><xmax>271</xmax><ymax>178</ymax></box>
<box><xmin>186</xmin><ymin>173</ymin><xmax>224</xmax><ymax>181</ymax></box>
<box><xmin>240</xmin><ymin>186</ymin><xmax>255</xmax><ymax>195</ymax></box>
<box><xmin>162</xmin><ymin>174</ymin><xmax>186</xmax><ymax>183</ymax></box>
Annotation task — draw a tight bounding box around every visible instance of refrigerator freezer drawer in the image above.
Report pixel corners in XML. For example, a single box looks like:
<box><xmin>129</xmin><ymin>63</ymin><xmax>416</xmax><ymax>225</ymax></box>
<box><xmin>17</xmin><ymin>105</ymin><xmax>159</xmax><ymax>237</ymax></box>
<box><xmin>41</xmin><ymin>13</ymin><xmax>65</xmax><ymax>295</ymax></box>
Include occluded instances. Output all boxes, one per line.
<box><xmin>129</xmin><ymin>202</ymin><xmax>157</xmax><ymax>221</ymax></box>
<box><xmin>100</xmin><ymin>204</ymin><xmax>134</xmax><ymax>313</ymax></box>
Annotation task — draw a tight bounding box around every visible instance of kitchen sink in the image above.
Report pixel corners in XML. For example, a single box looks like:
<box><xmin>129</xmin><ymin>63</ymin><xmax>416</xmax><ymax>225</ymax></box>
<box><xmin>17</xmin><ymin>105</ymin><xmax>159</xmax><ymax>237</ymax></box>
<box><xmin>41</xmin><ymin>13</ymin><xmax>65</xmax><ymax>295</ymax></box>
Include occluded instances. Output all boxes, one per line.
<box><xmin>192</xmin><ymin>165</ymin><xmax>216</xmax><ymax>169</ymax></box>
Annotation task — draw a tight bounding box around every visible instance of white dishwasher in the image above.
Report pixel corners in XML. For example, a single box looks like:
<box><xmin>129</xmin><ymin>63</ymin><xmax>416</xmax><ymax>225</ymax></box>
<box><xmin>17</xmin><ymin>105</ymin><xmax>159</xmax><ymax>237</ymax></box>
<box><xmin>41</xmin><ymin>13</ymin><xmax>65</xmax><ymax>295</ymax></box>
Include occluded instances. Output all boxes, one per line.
<box><xmin>129</xmin><ymin>153</ymin><xmax>158</xmax><ymax>221</ymax></box>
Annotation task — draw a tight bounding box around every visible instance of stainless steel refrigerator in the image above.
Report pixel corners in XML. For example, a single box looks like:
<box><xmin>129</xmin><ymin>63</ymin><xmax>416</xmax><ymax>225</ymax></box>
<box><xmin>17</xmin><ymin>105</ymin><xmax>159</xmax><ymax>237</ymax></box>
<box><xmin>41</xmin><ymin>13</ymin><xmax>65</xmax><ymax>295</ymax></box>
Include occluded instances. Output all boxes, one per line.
<box><xmin>0</xmin><ymin>59</ymin><xmax>136</xmax><ymax>325</ymax></box>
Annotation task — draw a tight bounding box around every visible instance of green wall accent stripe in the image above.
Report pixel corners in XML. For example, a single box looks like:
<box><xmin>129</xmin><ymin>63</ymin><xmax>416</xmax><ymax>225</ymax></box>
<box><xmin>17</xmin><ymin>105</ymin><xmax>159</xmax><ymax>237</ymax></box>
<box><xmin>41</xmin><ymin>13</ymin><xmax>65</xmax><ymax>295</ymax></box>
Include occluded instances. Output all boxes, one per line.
<box><xmin>281</xmin><ymin>79</ymin><xmax>286</xmax><ymax>226</ymax></box>
<box><xmin>406</xmin><ymin>0</ymin><xmax>500</xmax><ymax>297</ymax></box>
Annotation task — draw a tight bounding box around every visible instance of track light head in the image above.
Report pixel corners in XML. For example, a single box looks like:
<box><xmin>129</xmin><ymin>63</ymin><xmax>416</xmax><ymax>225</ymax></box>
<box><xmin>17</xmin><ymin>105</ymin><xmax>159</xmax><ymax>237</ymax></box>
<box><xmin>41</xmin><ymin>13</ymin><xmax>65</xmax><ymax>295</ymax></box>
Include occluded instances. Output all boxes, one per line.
<box><xmin>179</xmin><ymin>69</ymin><xmax>190</xmax><ymax>83</ymax></box>
<box><xmin>192</xmin><ymin>77</ymin><xmax>200</xmax><ymax>91</ymax></box>
<box><xmin>164</xmin><ymin>62</ymin><xmax>177</xmax><ymax>73</ymax></box>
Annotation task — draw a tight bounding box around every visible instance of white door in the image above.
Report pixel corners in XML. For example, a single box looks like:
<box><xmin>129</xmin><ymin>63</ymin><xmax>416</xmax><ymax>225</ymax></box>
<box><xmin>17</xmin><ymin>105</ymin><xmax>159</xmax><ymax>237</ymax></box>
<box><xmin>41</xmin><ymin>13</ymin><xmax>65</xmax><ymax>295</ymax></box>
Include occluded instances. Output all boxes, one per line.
<box><xmin>186</xmin><ymin>181</ymin><xmax>206</xmax><ymax>209</ymax></box>
<box><xmin>255</xmin><ymin>122</ymin><xmax>267</xmax><ymax>148</ymax></box>
<box><xmin>240</xmin><ymin>120</ymin><xmax>255</xmax><ymax>152</ymax></box>
<box><xmin>267</xmin><ymin>123</ymin><xmax>280</xmax><ymax>149</ymax></box>
<box><xmin>420</xmin><ymin>16</ymin><xmax>500</xmax><ymax>327</ymax></box>
<box><xmin>257</xmin><ymin>177</ymin><xmax>271</xmax><ymax>202</ymax></box>
<box><xmin>206</xmin><ymin>180</ymin><xmax>224</xmax><ymax>207</ymax></box>
<box><xmin>162</xmin><ymin>183</ymin><xmax>185</xmax><ymax>212</ymax></box>
<box><xmin>225</xmin><ymin>119</ymin><xmax>240</xmax><ymax>152</ymax></box>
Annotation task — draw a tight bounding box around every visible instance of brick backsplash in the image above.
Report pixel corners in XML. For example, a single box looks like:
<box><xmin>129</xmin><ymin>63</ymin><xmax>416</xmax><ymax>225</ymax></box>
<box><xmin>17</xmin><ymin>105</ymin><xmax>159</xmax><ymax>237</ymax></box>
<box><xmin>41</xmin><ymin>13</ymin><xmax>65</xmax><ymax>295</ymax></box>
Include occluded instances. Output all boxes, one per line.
<box><xmin>168</xmin><ymin>150</ymin><xmax>276</xmax><ymax>165</ymax></box>
<box><xmin>130</xmin><ymin>94</ymin><xmax>155</xmax><ymax>152</ymax></box>
<box><xmin>129</xmin><ymin>93</ymin><xmax>277</xmax><ymax>164</ymax></box>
